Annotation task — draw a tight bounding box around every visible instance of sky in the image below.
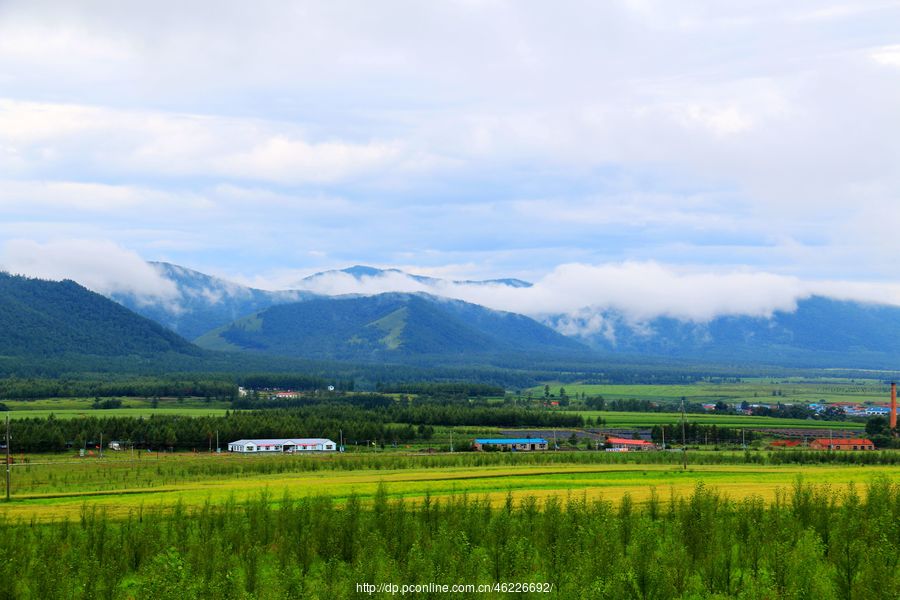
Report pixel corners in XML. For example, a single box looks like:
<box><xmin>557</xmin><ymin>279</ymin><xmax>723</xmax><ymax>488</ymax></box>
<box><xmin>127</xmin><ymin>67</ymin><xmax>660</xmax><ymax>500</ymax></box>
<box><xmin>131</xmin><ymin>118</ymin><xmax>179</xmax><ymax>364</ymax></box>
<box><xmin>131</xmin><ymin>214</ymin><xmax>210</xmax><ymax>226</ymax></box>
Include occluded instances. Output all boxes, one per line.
<box><xmin>2</xmin><ymin>1</ymin><xmax>900</xmax><ymax>320</ymax></box>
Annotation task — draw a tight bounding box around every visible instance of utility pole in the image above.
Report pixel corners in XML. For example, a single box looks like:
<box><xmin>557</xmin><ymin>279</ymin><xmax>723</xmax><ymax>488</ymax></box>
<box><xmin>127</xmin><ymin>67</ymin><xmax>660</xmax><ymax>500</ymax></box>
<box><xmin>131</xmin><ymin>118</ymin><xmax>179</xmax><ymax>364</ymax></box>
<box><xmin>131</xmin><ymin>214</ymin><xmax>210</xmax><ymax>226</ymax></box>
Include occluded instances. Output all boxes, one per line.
<box><xmin>661</xmin><ymin>426</ymin><xmax>666</xmax><ymax>450</ymax></box>
<box><xmin>216</xmin><ymin>430</ymin><xmax>219</xmax><ymax>453</ymax></box>
<box><xmin>680</xmin><ymin>397</ymin><xmax>687</xmax><ymax>470</ymax></box>
<box><xmin>5</xmin><ymin>415</ymin><xmax>10</xmax><ymax>501</ymax></box>
<box><xmin>741</xmin><ymin>429</ymin><xmax>745</xmax><ymax>451</ymax></box>
<box><xmin>450</xmin><ymin>430</ymin><xmax>454</xmax><ymax>453</ymax></box>
<box><xmin>339</xmin><ymin>428</ymin><xmax>344</xmax><ymax>452</ymax></box>
<box><xmin>99</xmin><ymin>433</ymin><xmax>103</xmax><ymax>459</ymax></box>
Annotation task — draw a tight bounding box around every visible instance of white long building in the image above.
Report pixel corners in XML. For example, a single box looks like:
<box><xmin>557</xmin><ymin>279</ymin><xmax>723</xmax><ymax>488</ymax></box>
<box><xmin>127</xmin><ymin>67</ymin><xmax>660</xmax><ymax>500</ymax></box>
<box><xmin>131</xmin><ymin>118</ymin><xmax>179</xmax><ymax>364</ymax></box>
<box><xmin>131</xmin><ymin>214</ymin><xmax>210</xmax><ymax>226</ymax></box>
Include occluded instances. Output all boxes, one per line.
<box><xmin>227</xmin><ymin>438</ymin><xmax>337</xmax><ymax>453</ymax></box>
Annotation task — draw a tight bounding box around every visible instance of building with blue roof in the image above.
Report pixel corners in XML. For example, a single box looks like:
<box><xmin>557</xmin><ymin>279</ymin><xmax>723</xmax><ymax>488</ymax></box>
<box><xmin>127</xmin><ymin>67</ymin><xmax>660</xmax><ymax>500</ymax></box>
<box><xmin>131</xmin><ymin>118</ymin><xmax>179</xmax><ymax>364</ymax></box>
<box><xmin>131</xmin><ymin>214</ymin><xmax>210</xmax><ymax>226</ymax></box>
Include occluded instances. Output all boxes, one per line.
<box><xmin>473</xmin><ymin>438</ymin><xmax>548</xmax><ymax>451</ymax></box>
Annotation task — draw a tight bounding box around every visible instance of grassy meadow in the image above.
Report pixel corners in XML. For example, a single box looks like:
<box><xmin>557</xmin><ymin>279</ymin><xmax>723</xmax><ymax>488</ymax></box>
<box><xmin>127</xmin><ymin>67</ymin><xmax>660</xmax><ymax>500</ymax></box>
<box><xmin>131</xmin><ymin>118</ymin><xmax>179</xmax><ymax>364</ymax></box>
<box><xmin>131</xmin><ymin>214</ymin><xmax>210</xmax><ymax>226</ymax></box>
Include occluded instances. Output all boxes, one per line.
<box><xmin>0</xmin><ymin>396</ymin><xmax>231</xmax><ymax>419</ymax></box>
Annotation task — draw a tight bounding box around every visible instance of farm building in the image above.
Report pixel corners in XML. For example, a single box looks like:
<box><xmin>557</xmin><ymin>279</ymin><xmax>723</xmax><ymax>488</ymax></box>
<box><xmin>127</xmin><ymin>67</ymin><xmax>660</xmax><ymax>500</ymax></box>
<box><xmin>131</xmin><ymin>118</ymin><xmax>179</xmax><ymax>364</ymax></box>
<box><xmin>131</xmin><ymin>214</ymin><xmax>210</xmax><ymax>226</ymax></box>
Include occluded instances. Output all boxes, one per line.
<box><xmin>809</xmin><ymin>438</ymin><xmax>875</xmax><ymax>451</ymax></box>
<box><xmin>769</xmin><ymin>440</ymin><xmax>803</xmax><ymax>449</ymax></box>
<box><xmin>227</xmin><ymin>438</ymin><xmax>337</xmax><ymax>453</ymax></box>
<box><xmin>605</xmin><ymin>437</ymin><xmax>656</xmax><ymax>451</ymax></box>
<box><xmin>473</xmin><ymin>438</ymin><xmax>548</xmax><ymax>451</ymax></box>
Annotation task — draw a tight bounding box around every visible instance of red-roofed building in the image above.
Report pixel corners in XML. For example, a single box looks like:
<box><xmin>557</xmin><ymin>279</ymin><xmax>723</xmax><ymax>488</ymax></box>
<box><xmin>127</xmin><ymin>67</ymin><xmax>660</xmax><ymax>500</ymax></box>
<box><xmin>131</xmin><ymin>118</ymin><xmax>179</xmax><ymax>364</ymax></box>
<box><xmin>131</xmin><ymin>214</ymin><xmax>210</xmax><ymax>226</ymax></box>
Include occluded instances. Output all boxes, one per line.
<box><xmin>605</xmin><ymin>437</ymin><xmax>656</xmax><ymax>452</ymax></box>
<box><xmin>770</xmin><ymin>440</ymin><xmax>803</xmax><ymax>448</ymax></box>
<box><xmin>809</xmin><ymin>438</ymin><xmax>875</xmax><ymax>451</ymax></box>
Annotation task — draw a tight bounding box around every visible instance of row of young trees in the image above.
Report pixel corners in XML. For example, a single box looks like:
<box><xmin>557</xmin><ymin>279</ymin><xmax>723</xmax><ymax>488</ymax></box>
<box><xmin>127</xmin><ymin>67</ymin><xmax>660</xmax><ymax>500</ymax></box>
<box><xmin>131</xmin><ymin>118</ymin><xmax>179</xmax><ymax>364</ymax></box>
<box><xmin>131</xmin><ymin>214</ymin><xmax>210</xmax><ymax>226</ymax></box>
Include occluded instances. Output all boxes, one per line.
<box><xmin>650</xmin><ymin>424</ymin><xmax>756</xmax><ymax>446</ymax></box>
<box><xmin>0</xmin><ymin>478</ymin><xmax>897</xmax><ymax>599</ymax></box>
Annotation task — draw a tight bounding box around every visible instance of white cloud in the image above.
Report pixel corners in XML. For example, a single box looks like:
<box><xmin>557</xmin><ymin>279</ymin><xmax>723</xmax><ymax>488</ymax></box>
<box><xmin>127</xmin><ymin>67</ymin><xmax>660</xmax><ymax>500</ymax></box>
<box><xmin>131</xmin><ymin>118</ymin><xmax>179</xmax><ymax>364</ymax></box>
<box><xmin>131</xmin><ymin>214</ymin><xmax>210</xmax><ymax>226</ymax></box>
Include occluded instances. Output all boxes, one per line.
<box><xmin>211</xmin><ymin>137</ymin><xmax>403</xmax><ymax>184</ymax></box>
<box><xmin>870</xmin><ymin>44</ymin><xmax>900</xmax><ymax>66</ymax></box>
<box><xmin>0</xmin><ymin>180</ymin><xmax>213</xmax><ymax>212</ymax></box>
<box><xmin>1</xmin><ymin>2</ymin><xmax>900</xmax><ymax>285</ymax></box>
<box><xmin>0</xmin><ymin>99</ymin><xmax>416</xmax><ymax>184</ymax></box>
<box><xmin>291</xmin><ymin>261</ymin><xmax>809</xmax><ymax>323</ymax></box>
<box><xmin>0</xmin><ymin>239</ymin><xmax>180</xmax><ymax>302</ymax></box>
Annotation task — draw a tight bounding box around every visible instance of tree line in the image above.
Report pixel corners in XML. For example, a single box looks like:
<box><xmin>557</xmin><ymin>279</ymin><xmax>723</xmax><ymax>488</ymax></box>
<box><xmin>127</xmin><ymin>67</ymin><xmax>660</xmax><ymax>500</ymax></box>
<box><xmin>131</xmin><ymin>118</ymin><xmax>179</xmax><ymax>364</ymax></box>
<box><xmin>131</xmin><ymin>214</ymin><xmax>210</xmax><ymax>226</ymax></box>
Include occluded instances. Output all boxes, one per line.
<box><xmin>5</xmin><ymin>403</ymin><xmax>585</xmax><ymax>452</ymax></box>
<box><xmin>650</xmin><ymin>423</ymin><xmax>756</xmax><ymax>446</ymax></box>
<box><xmin>375</xmin><ymin>382</ymin><xmax>505</xmax><ymax>397</ymax></box>
<box><xmin>0</xmin><ymin>376</ymin><xmax>238</xmax><ymax>400</ymax></box>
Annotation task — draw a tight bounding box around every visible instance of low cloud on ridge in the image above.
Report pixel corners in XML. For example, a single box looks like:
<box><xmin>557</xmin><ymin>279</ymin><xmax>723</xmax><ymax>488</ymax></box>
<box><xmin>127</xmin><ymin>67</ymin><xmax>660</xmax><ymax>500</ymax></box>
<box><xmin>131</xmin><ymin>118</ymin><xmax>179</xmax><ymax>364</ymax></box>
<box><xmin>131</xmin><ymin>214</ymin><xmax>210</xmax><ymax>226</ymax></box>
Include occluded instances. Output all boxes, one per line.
<box><xmin>0</xmin><ymin>239</ymin><xmax>179</xmax><ymax>304</ymax></box>
<box><xmin>291</xmin><ymin>263</ymin><xmax>900</xmax><ymax>328</ymax></box>
<box><xmin>6</xmin><ymin>239</ymin><xmax>900</xmax><ymax>330</ymax></box>
<box><xmin>293</xmin><ymin>262</ymin><xmax>810</xmax><ymax>323</ymax></box>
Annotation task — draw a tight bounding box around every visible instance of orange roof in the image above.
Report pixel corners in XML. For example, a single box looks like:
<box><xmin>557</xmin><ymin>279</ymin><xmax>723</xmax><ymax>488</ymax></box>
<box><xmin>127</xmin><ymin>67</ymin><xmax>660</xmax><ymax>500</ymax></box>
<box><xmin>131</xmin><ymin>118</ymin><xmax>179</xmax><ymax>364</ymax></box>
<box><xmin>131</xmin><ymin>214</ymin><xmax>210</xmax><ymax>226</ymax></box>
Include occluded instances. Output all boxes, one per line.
<box><xmin>811</xmin><ymin>438</ymin><xmax>873</xmax><ymax>446</ymax></box>
<box><xmin>606</xmin><ymin>437</ymin><xmax>654</xmax><ymax>446</ymax></box>
<box><xmin>770</xmin><ymin>440</ymin><xmax>802</xmax><ymax>447</ymax></box>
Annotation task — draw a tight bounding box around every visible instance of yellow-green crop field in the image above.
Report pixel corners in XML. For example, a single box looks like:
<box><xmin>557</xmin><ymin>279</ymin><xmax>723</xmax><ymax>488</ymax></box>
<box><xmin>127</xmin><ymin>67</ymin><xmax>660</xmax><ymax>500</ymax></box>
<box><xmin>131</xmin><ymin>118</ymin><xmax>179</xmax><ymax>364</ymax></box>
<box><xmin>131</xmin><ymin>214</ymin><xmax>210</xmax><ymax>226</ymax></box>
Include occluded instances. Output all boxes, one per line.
<box><xmin>2</xmin><ymin>452</ymin><xmax>898</xmax><ymax>522</ymax></box>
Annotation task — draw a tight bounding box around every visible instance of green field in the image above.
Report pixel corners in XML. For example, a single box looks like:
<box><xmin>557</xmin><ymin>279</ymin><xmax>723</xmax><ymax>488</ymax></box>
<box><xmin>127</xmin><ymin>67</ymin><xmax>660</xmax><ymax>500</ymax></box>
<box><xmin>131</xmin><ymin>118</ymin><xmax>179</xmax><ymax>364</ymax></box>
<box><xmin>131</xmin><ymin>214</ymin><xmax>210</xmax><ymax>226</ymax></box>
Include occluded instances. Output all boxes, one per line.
<box><xmin>531</xmin><ymin>380</ymin><xmax>892</xmax><ymax>405</ymax></box>
<box><xmin>1</xmin><ymin>396</ymin><xmax>231</xmax><ymax>419</ymax></box>
<box><xmin>2</xmin><ymin>407</ymin><xmax>230</xmax><ymax>419</ymax></box>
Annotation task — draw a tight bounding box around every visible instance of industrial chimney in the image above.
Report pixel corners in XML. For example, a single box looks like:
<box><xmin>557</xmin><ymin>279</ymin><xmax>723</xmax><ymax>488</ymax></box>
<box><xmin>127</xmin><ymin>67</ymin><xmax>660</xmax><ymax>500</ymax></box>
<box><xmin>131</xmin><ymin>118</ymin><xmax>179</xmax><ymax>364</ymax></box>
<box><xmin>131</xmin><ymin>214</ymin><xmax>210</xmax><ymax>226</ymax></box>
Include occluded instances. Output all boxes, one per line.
<box><xmin>892</xmin><ymin>381</ymin><xmax>897</xmax><ymax>431</ymax></box>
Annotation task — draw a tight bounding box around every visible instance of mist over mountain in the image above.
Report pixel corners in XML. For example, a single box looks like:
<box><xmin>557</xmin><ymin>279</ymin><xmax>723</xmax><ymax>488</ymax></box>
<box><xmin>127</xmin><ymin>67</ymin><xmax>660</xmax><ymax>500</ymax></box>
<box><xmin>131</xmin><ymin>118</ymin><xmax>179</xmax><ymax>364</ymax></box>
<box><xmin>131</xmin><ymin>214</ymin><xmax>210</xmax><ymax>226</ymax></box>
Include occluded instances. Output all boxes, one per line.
<box><xmin>195</xmin><ymin>292</ymin><xmax>586</xmax><ymax>362</ymax></box>
<box><xmin>111</xmin><ymin>262</ymin><xmax>315</xmax><ymax>340</ymax></box>
<box><xmin>545</xmin><ymin>296</ymin><xmax>900</xmax><ymax>368</ymax></box>
<box><xmin>34</xmin><ymin>257</ymin><xmax>900</xmax><ymax>369</ymax></box>
<box><xmin>107</xmin><ymin>263</ymin><xmax>534</xmax><ymax>341</ymax></box>
<box><xmin>300</xmin><ymin>265</ymin><xmax>532</xmax><ymax>289</ymax></box>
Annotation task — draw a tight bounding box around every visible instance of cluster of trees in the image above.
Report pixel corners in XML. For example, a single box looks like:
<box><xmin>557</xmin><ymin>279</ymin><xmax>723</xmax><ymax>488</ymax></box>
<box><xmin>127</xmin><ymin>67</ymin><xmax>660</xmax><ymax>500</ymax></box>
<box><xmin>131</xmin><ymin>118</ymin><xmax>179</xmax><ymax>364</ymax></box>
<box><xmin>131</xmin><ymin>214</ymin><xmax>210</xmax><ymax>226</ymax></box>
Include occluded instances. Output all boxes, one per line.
<box><xmin>237</xmin><ymin>373</ymin><xmax>352</xmax><ymax>391</ymax></box>
<box><xmin>650</xmin><ymin>423</ymin><xmax>756</xmax><ymax>446</ymax></box>
<box><xmin>375</xmin><ymin>382</ymin><xmax>505</xmax><ymax>397</ymax></box>
<box><xmin>0</xmin><ymin>376</ymin><xmax>238</xmax><ymax>400</ymax></box>
<box><xmin>6</xmin><ymin>402</ymin><xmax>584</xmax><ymax>452</ymax></box>
<box><xmin>585</xmin><ymin>397</ymin><xmax>710</xmax><ymax>413</ymax></box>
<box><xmin>233</xmin><ymin>392</ymin><xmax>392</xmax><ymax>410</ymax></box>
<box><xmin>865</xmin><ymin>416</ymin><xmax>900</xmax><ymax>448</ymax></box>
<box><xmin>1</xmin><ymin>479</ymin><xmax>897</xmax><ymax>599</ymax></box>
<box><xmin>91</xmin><ymin>398</ymin><xmax>123</xmax><ymax>410</ymax></box>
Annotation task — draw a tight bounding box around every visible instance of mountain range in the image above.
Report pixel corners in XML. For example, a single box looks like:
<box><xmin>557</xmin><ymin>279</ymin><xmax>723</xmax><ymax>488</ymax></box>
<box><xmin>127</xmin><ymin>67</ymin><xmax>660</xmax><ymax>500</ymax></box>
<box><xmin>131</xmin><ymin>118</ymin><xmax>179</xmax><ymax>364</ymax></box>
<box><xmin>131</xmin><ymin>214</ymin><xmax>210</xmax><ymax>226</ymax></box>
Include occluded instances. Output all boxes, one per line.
<box><xmin>195</xmin><ymin>292</ymin><xmax>585</xmax><ymax>361</ymax></box>
<box><xmin>0</xmin><ymin>272</ymin><xmax>200</xmax><ymax>358</ymax></box>
<box><xmin>111</xmin><ymin>262</ymin><xmax>312</xmax><ymax>340</ymax></box>
<box><xmin>545</xmin><ymin>296</ymin><xmax>900</xmax><ymax>368</ymax></box>
<box><xmin>8</xmin><ymin>261</ymin><xmax>900</xmax><ymax>370</ymax></box>
<box><xmin>299</xmin><ymin>265</ymin><xmax>533</xmax><ymax>289</ymax></box>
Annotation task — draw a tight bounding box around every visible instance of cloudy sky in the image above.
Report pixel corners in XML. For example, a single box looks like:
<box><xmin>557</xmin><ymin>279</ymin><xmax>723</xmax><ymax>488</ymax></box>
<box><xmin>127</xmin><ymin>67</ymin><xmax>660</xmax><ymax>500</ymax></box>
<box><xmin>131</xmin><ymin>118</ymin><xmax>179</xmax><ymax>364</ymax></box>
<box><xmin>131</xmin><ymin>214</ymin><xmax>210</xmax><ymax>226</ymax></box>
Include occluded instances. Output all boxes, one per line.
<box><xmin>2</xmin><ymin>1</ymin><xmax>900</xmax><ymax>318</ymax></box>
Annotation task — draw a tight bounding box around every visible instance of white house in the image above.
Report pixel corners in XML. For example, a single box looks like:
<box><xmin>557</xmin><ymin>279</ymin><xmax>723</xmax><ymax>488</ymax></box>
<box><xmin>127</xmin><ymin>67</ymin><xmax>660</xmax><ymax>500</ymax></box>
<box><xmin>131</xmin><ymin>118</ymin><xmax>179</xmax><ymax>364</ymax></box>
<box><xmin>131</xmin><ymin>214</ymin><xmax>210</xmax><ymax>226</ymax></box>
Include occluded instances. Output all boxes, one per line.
<box><xmin>227</xmin><ymin>438</ymin><xmax>337</xmax><ymax>453</ymax></box>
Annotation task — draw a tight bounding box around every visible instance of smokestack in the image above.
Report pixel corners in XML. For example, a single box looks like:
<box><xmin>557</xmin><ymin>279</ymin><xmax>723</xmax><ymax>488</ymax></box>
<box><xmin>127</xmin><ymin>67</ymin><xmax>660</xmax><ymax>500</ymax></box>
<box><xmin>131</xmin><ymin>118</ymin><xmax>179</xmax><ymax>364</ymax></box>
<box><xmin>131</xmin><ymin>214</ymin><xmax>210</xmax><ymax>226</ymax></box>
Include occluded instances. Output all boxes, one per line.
<box><xmin>891</xmin><ymin>382</ymin><xmax>897</xmax><ymax>431</ymax></box>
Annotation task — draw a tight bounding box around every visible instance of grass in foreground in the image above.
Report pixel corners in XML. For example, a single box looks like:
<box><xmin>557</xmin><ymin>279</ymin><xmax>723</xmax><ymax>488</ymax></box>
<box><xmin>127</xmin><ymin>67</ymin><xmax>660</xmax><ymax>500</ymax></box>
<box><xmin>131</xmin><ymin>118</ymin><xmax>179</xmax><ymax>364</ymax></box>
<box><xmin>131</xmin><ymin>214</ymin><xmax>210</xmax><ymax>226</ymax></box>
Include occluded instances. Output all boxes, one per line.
<box><xmin>0</xmin><ymin>477</ymin><xmax>898</xmax><ymax>599</ymax></box>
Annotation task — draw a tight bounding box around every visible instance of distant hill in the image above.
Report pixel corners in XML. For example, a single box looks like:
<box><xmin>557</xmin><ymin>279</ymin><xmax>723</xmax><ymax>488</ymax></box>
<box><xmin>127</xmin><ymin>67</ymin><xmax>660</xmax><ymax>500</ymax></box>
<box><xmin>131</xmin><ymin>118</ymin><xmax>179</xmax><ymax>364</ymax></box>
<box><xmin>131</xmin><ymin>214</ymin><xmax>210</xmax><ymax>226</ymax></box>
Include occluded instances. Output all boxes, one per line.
<box><xmin>93</xmin><ymin>261</ymin><xmax>900</xmax><ymax>370</ymax></box>
<box><xmin>110</xmin><ymin>263</ymin><xmax>531</xmax><ymax>341</ymax></box>
<box><xmin>301</xmin><ymin>265</ymin><xmax>533</xmax><ymax>288</ymax></box>
<box><xmin>0</xmin><ymin>272</ymin><xmax>200</xmax><ymax>357</ymax></box>
<box><xmin>196</xmin><ymin>292</ymin><xmax>585</xmax><ymax>361</ymax></box>
<box><xmin>111</xmin><ymin>262</ymin><xmax>313</xmax><ymax>340</ymax></box>
<box><xmin>545</xmin><ymin>296</ymin><xmax>900</xmax><ymax>368</ymax></box>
